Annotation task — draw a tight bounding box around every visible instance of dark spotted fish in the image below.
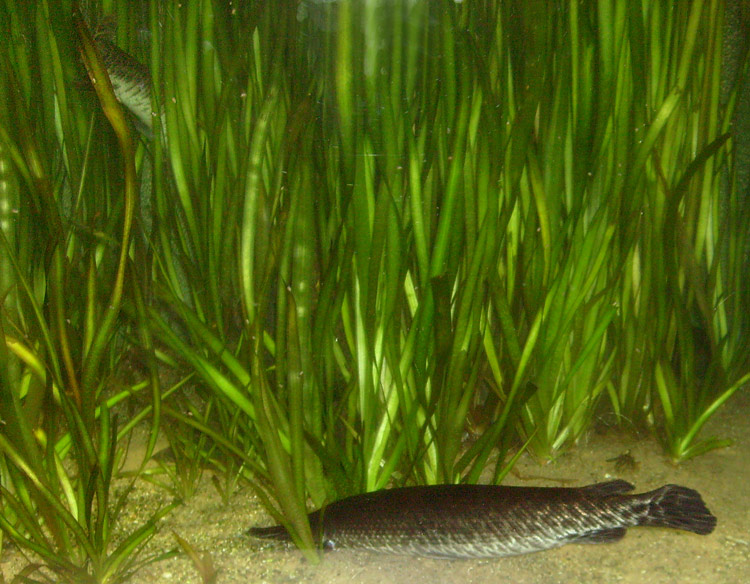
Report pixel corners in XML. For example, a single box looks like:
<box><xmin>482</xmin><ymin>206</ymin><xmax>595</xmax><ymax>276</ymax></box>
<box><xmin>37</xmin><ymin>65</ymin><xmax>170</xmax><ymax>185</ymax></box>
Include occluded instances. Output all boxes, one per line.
<box><xmin>249</xmin><ymin>480</ymin><xmax>716</xmax><ymax>558</ymax></box>
<box><xmin>93</xmin><ymin>38</ymin><xmax>154</xmax><ymax>137</ymax></box>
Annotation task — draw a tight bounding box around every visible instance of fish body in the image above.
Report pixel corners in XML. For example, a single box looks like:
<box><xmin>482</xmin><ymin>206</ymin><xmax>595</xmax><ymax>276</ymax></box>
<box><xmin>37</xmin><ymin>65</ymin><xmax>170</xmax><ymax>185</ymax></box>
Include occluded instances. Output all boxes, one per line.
<box><xmin>94</xmin><ymin>38</ymin><xmax>154</xmax><ymax>137</ymax></box>
<box><xmin>249</xmin><ymin>480</ymin><xmax>716</xmax><ymax>559</ymax></box>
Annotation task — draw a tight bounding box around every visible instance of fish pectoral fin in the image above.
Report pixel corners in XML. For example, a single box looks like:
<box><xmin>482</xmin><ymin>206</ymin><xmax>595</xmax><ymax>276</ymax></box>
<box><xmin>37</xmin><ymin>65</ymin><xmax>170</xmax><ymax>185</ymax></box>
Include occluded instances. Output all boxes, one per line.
<box><xmin>567</xmin><ymin>527</ymin><xmax>627</xmax><ymax>544</ymax></box>
<box><xmin>247</xmin><ymin>524</ymin><xmax>291</xmax><ymax>541</ymax></box>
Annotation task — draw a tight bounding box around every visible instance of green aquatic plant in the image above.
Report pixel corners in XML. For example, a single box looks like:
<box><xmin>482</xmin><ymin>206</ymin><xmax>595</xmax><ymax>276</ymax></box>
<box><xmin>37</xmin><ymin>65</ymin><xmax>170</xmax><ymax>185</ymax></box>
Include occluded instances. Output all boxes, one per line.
<box><xmin>127</xmin><ymin>0</ymin><xmax>748</xmax><ymax>541</ymax></box>
<box><xmin>0</xmin><ymin>0</ymin><xmax>747</xmax><ymax>572</ymax></box>
<box><xmin>0</xmin><ymin>4</ymin><xmax>171</xmax><ymax>581</ymax></box>
<box><xmin>143</xmin><ymin>0</ymin><xmax>748</xmax><ymax>529</ymax></box>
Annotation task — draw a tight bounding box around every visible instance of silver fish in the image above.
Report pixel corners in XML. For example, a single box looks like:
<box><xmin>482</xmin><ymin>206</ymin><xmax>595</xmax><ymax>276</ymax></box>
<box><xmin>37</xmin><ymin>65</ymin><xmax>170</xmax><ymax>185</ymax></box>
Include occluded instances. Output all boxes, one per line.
<box><xmin>249</xmin><ymin>480</ymin><xmax>716</xmax><ymax>558</ymax></box>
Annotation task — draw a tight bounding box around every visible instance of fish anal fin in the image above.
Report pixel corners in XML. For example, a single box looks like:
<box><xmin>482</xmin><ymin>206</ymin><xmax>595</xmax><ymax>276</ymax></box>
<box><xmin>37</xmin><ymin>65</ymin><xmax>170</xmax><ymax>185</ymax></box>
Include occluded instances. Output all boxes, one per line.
<box><xmin>568</xmin><ymin>527</ymin><xmax>627</xmax><ymax>544</ymax></box>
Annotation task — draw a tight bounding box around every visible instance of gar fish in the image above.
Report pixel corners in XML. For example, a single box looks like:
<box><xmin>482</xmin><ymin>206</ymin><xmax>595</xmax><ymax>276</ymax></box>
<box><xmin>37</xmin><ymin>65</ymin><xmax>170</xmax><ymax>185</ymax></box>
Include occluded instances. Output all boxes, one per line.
<box><xmin>249</xmin><ymin>480</ymin><xmax>716</xmax><ymax>558</ymax></box>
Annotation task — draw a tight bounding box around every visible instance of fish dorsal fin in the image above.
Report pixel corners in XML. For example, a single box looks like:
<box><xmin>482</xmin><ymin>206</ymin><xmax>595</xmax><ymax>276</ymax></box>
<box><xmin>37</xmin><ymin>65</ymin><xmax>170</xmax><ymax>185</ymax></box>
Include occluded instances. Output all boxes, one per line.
<box><xmin>579</xmin><ymin>479</ymin><xmax>635</xmax><ymax>497</ymax></box>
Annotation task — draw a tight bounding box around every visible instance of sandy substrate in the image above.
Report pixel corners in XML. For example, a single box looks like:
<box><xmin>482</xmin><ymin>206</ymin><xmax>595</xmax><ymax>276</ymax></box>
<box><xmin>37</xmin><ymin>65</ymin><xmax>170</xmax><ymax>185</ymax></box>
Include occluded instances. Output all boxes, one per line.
<box><xmin>2</xmin><ymin>390</ymin><xmax>749</xmax><ymax>583</ymax></box>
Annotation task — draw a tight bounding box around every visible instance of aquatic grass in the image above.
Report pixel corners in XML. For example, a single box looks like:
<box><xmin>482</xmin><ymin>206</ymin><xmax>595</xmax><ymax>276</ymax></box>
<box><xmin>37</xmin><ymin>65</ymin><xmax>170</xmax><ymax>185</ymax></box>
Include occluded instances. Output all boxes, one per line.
<box><xmin>604</xmin><ymin>0</ymin><xmax>750</xmax><ymax>460</ymax></box>
<box><xmin>0</xmin><ymin>3</ymin><xmax>171</xmax><ymax>581</ymax></box>
<box><xmin>143</xmin><ymin>0</ymin><xmax>534</xmax><ymax>537</ymax></box>
<box><xmin>140</xmin><ymin>0</ymin><xmax>325</xmax><ymax>558</ymax></box>
<box><xmin>0</xmin><ymin>394</ymin><xmax>177</xmax><ymax>584</ymax></box>
<box><xmin>172</xmin><ymin>531</ymin><xmax>217</xmax><ymax>584</ymax></box>
<box><xmin>2</xmin><ymin>0</ymin><xmax>748</xmax><ymax>571</ymax></box>
<box><xmin>138</xmin><ymin>415</ymin><xmax>211</xmax><ymax>502</ymax></box>
<box><xmin>453</xmin><ymin>0</ymin><xmax>625</xmax><ymax>461</ymax></box>
<box><xmin>146</xmin><ymin>0</ymin><xmax>748</xmax><ymax>527</ymax></box>
<box><xmin>655</xmin><ymin>363</ymin><xmax>750</xmax><ymax>462</ymax></box>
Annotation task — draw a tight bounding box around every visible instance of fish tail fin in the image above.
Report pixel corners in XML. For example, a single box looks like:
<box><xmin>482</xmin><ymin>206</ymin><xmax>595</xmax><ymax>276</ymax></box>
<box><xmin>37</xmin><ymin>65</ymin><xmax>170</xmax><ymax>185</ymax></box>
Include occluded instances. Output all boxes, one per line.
<box><xmin>247</xmin><ymin>524</ymin><xmax>292</xmax><ymax>541</ymax></box>
<box><xmin>639</xmin><ymin>485</ymin><xmax>717</xmax><ymax>535</ymax></box>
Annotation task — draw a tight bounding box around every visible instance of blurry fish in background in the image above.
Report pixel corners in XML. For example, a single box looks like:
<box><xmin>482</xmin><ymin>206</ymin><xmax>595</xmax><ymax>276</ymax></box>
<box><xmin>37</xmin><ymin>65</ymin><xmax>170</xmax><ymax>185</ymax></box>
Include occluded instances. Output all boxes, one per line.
<box><xmin>93</xmin><ymin>37</ymin><xmax>154</xmax><ymax>138</ymax></box>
